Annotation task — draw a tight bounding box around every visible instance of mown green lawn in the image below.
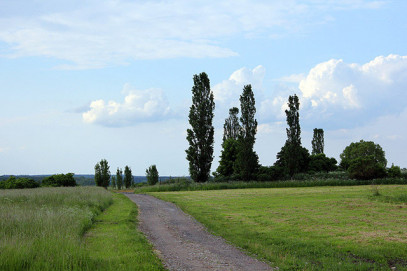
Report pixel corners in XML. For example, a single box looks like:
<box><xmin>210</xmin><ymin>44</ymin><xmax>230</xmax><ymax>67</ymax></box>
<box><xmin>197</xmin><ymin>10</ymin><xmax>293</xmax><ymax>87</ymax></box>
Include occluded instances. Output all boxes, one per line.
<box><xmin>150</xmin><ymin>185</ymin><xmax>407</xmax><ymax>270</ymax></box>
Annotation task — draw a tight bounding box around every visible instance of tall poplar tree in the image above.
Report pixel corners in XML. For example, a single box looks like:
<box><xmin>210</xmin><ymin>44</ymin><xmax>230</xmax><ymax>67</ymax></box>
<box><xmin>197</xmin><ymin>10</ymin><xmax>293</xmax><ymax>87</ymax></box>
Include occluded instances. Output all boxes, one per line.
<box><xmin>124</xmin><ymin>165</ymin><xmax>133</xmax><ymax>188</ymax></box>
<box><xmin>216</xmin><ymin>107</ymin><xmax>241</xmax><ymax>178</ymax></box>
<box><xmin>275</xmin><ymin>94</ymin><xmax>309</xmax><ymax>177</ymax></box>
<box><xmin>311</xmin><ymin>128</ymin><xmax>324</xmax><ymax>155</ymax></box>
<box><xmin>235</xmin><ymin>84</ymin><xmax>259</xmax><ymax>181</ymax></box>
<box><xmin>146</xmin><ymin>165</ymin><xmax>159</xmax><ymax>185</ymax></box>
<box><xmin>94</xmin><ymin>159</ymin><xmax>110</xmax><ymax>188</ymax></box>
<box><xmin>116</xmin><ymin>168</ymin><xmax>123</xmax><ymax>190</ymax></box>
<box><xmin>186</xmin><ymin>72</ymin><xmax>215</xmax><ymax>183</ymax></box>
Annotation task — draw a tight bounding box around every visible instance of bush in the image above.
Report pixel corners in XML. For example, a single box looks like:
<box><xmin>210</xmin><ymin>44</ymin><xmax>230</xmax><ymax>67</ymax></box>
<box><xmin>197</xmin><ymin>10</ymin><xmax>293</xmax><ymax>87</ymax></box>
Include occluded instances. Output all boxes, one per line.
<box><xmin>41</xmin><ymin>173</ymin><xmax>77</xmax><ymax>187</ymax></box>
<box><xmin>348</xmin><ymin>156</ymin><xmax>387</xmax><ymax>180</ymax></box>
<box><xmin>257</xmin><ymin>166</ymin><xmax>284</xmax><ymax>182</ymax></box>
<box><xmin>387</xmin><ymin>164</ymin><xmax>402</xmax><ymax>178</ymax></box>
<box><xmin>308</xmin><ymin>154</ymin><xmax>338</xmax><ymax>172</ymax></box>
<box><xmin>0</xmin><ymin>176</ymin><xmax>40</xmax><ymax>189</ymax></box>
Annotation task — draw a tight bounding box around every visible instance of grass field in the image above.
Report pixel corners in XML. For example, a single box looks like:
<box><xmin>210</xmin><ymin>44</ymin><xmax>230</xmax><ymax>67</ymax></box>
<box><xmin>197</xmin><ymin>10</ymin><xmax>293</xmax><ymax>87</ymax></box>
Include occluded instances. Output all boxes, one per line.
<box><xmin>151</xmin><ymin>185</ymin><xmax>407</xmax><ymax>270</ymax></box>
<box><xmin>0</xmin><ymin>187</ymin><xmax>163</xmax><ymax>270</ymax></box>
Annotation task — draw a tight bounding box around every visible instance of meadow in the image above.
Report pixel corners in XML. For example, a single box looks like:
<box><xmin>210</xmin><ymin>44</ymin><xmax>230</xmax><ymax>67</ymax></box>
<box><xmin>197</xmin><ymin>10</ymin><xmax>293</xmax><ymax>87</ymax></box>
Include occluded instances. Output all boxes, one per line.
<box><xmin>151</xmin><ymin>185</ymin><xmax>407</xmax><ymax>270</ymax></box>
<box><xmin>0</xmin><ymin>187</ymin><xmax>163</xmax><ymax>270</ymax></box>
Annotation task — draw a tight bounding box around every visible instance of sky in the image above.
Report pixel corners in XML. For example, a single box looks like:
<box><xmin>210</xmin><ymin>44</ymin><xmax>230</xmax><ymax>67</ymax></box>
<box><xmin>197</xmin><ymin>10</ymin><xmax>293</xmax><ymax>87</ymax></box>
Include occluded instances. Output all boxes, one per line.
<box><xmin>1</xmin><ymin>0</ymin><xmax>407</xmax><ymax>176</ymax></box>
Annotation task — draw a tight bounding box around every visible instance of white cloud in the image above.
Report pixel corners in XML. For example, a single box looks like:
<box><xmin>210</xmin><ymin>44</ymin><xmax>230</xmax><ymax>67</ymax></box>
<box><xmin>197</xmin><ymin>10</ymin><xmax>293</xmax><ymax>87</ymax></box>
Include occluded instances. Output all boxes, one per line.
<box><xmin>0</xmin><ymin>0</ymin><xmax>385</xmax><ymax>69</ymax></box>
<box><xmin>83</xmin><ymin>85</ymin><xmax>173</xmax><ymax>126</ymax></box>
<box><xmin>275</xmin><ymin>73</ymin><xmax>305</xmax><ymax>83</ymax></box>
<box><xmin>268</xmin><ymin>55</ymin><xmax>407</xmax><ymax>129</ymax></box>
<box><xmin>213</xmin><ymin>65</ymin><xmax>265</xmax><ymax>104</ymax></box>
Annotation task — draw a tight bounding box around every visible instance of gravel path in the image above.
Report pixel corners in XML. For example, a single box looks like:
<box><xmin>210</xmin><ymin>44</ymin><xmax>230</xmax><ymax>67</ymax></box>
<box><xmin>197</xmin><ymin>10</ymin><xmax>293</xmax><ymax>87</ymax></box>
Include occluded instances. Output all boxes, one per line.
<box><xmin>124</xmin><ymin>193</ymin><xmax>273</xmax><ymax>271</ymax></box>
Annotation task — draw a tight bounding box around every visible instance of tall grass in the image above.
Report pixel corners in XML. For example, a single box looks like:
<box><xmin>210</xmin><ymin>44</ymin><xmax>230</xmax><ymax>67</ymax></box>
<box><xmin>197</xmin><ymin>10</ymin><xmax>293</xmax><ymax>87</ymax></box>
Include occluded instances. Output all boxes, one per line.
<box><xmin>134</xmin><ymin>177</ymin><xmax>407</xmax><ymax>193</ymax></box>
<box><xmin>0</xmin><ymin>187</ymin><xmax>112</xmax><ymax>270</ymax></box>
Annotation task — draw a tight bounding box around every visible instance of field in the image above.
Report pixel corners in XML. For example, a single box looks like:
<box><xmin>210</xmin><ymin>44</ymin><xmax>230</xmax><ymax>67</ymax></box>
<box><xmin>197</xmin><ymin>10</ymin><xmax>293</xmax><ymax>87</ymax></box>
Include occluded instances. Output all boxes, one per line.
<box><xmin>151</xmin><ymin>185</ymin><xmax>407</xmax><ymax>270</ymax></box>
<box><xmin>0</xmin><ymin>187</ymin><xmax>163</xmax><ymax>270</ymax></box>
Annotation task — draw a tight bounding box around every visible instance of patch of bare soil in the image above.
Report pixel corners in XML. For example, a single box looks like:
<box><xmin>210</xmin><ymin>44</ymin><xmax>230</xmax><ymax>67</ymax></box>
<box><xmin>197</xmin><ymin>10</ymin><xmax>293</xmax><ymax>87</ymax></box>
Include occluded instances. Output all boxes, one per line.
<box><xmin>124</xmin><ymin>193</ymin><xmax>273</xmax><ymax>271</ymax></box>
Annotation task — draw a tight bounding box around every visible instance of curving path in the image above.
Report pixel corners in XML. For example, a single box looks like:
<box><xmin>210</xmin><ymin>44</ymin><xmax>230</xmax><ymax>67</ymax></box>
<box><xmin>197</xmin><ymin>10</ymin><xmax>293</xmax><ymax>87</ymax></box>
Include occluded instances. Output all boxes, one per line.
<box><xmin>123</xmin><ymin>193</ymin><xmax>273</xmax><ymax>271</ymax></box>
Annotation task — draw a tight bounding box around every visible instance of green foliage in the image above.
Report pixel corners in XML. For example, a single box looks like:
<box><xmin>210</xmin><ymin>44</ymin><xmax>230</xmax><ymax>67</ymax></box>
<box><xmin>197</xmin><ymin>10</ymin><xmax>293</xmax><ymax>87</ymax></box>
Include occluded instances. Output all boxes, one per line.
<box><xmin>277</xmin><ymin>94</ymin><xmax>306</xmax><ymax>177</ymax></box>
<box><xmin>146</xmin><ymin>165</ymin><xmax>159</xmax><ymax>185</ymax></box>
<box><xmin>186</xmin><ymin>72</ymin><xmax>215</xmax><ymax>183</ymax></box>
<box><xmin>111</xmin><ymin>176</ymin><xmax>116</xmax><ymax>189</ymax></box>
<box><xmin>215</xmin><ymin>138</ymin><xmax>239</xmax><ymax>179</ymax></box>
<box><xmin>235</xmin><ymin>84</ymin><xmax>259</xmax><ymax>181</ymax></box>
<box><xmin>387</xmin><ymin>164</ymin><xmax>402</xmax><ymax>178</ymax></box>
<box><xmin>152</xmin><ymin>186</ymin><xmax>407</xmax><ymax>270</ymax></box>
<box><xmin>275</xmin><ymin>143</ymin><xmax>310</xmax><ymax>176</ymax></box>
<box><xmin>223</xmin><ymin>107</ymin><xmax>241</xmax><ymax>141</ymax></box>
<box><xmin>124</xmin><ymin>165</ymin><xmax>133</xmax><ymax>189</ymax></box>
<box><xmin>340</xmin><ymin>140</ymin><xmax>387</xmax><ymax>170</ymax></box>
<box><xmin>0</xmin><ymin>176</ymin><xmax>39</xmax><ymax>189</ymax></box>
<box><xmin>286</xmin><ymin>94</ymin><xmax>301</xmax><ymax>146</ymax></box>
<box><xmin>348</xmin><ymin>156</ymin><xmax>387</xmax><ymax>180</ymax></box>
<box><xmin>95</xmin><ymin>159</ymin><xmax>111</xmax><ymax>188</ymax></box>
<box><xmin>308</xmin><ymin>154</ymin><xmax>337</xmax><ymax>172</ymax></box>
<box><xmin>257</xmin><ymin>166</ymin><xmax>284</xmax><ymax>182</ymax></box>
<box><xmin>116</xmin><ymin>168</ymin><xmax>123</xmax><ymax>190</ymax></box>
<box><xmin>41</xmin><ymin>173</ymin><xmax>77</xmax><ymax>187</ymax></box>
<box><xmin>311</xmin><ymin>128</ymin><xmax>324</xmax><ymax>155</ymax></box>
<box><xmin>340</xmin><ymin>140</ymin><xmax>388</xmax><ymax>180</ymax></box>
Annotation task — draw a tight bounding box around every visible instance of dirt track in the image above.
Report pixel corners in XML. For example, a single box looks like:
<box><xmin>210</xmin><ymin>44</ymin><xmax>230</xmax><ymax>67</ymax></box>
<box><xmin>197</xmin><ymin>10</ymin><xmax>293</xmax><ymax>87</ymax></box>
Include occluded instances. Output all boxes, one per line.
<box><xmin>124</xmin><ymin>193</ymin><xmax>273</xmax><ymax>271</ymax></box>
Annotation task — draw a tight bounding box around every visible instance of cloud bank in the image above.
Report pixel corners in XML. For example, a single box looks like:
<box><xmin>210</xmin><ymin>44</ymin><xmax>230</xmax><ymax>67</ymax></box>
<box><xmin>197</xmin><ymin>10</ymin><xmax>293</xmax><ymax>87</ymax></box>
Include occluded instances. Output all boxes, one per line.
<box><xmin>213</xmin><ymin>54</ymin><xmax>407</xmax><ymax>131</ymax></box>
<box><xmin>83</xmin><ymin>85</ymin><xmax>172</xmax><ymax>127</ymax></box>
<box><xmin>0</xmin><ymin>0</ymin><xmax>385</xmax><ymax>69</ymax></box>
<box><xmin>298</xmin><ymin>54</ymin><xmax>407</xmax><ymax>128</ymax></box>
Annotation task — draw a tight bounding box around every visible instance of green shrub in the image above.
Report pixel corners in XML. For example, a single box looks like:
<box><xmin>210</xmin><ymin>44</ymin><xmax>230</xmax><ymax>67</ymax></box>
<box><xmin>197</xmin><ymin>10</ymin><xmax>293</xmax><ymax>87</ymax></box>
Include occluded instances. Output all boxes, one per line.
<box><xmin>257</xmin><ymin>166</ymin><xmax>284</xmax><ymax>182</ymax></box>
<box><xmin>41</xmin><ymin>173</ymin><xmax>77</xmax><ymax>187</ymax></box>
<box><xmin>308</xmin><ymin>154</ymin><xmax>337</xmax><ymax>172</ymax></box>
<box><xmin>0</xmin><ymin>176</ymin><xmax>40</xmax><ymax>189</ymax></box>
<box><xmin>348</xmin><ymin>156</ymin><xmax>387</xmax><ymax>180</ymax></box>
<box><xmin>387</xmin><ymin>164</ymin><xmax>402</xmax><ymax>178</ymax></box>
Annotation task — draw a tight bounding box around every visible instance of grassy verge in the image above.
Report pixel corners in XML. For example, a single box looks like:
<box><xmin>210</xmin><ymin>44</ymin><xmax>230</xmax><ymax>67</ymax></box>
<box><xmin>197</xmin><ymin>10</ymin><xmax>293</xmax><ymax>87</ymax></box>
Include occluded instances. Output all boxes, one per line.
<box><xmin>0</xmin><ymin>187</ymin><xmax>164</xmax><ymax>270</ymax></box>
<box><xmin>0</xmin><ymin>187</ymin><xmax>112</xmax><ymax>270</ymax></box>
<box><xmin>151</xmin><ymin>185</ymin><xmax>407</xmax><ymax>270</ymax></box>
<box><xmin>85</xmin><ymin>193</ymin><xmax>164</xmax><ymax>270</ymax></box>
<box><xmin>135</xmin><ymin>178</ymin><xmax>407</xmax><ymax>193</ymax></box>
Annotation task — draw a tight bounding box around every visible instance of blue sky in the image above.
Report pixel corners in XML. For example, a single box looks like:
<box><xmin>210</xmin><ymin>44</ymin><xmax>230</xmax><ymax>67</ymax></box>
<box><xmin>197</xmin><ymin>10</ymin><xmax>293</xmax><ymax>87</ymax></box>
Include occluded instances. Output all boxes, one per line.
<box><xmin>1</xmin><ymin>0</ymin><xmax>407</xmax><ymax>175</ymax></box>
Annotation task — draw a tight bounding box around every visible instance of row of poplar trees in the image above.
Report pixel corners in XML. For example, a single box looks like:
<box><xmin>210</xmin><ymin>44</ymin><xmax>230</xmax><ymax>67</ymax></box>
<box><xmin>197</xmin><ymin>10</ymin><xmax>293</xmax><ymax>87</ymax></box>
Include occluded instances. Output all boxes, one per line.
<box><xmin>94</xmin><ymin>159</ymin><xmax>134</xmax><ymax>189</ymax></box>
<box><xmin>186</xmin><ymin>72</ymin><xmax>332</xmax><ymax>183</ymax></box>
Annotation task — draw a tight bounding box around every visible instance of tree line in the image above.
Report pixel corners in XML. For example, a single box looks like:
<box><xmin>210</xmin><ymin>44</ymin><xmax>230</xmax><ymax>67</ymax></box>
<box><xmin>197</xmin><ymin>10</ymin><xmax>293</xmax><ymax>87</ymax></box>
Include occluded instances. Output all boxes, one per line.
<box><xmin>186</xmin><ymin>72</ymin><xmax>401</xmax><ymax>183</ymax></box>
<box><xmin>0</xmin><ymin>173</ymin><xmax>77</xmax><ymax>189</ymax></box>
<box><xmin>94</xmin><ymin>160</ymin><xmax>160</xmax><ymax>189</ymax></box>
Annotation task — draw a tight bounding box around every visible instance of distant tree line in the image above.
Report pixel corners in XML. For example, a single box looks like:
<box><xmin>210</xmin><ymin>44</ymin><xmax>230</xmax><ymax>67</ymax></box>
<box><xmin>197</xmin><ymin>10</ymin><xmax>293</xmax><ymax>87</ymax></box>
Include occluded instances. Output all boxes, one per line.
<box><xmin>0</xmin><ymin>173</ymin><xmax>77</xmax><ymax>189</ymax></box>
